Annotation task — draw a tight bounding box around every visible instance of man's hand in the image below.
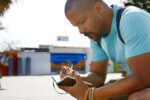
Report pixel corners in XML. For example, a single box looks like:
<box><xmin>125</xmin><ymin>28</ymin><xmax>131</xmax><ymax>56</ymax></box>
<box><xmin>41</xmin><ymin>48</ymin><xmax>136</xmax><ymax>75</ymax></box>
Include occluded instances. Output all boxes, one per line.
<box><xmin>60</xmin><ymin>66</ymin><xmax>71</xmax><ymax>79</ymax></box>
<box><xmin>60</xmin><ymin>66</ymin><xmax>78</xmax><ymax>79</ymax></box>
<box><xmin>58</xmin><ymin>73</ymin><xmax>88</xmax><ymax>99</ymax></box>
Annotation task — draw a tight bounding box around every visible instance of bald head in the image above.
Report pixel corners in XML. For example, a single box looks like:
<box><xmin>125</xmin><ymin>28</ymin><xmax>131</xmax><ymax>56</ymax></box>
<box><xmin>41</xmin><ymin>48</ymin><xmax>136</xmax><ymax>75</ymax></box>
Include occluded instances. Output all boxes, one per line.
<box><xmin>65</xmin><ymin>0</ymin><xmax>103</xmax><ymax>15</ymax></box>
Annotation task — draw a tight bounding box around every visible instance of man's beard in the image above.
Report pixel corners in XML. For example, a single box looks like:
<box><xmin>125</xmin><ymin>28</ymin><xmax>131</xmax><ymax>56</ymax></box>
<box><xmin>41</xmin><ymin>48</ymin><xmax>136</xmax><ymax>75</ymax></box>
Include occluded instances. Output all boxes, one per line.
<box><xmin>84</xmin><ymin>32</ymin><xmax>102</xmax><ymax>47</ymax></box>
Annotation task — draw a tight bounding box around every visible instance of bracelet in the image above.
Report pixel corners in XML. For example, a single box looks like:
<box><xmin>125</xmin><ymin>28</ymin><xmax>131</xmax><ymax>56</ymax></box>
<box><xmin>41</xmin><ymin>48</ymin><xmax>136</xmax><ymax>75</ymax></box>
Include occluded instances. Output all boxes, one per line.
<box><xmin>88</xmin><ymin>88</ymin><xmax>92</xmax><ymax>100</ymax></box>
<box><xmin>88</xmin><ymin>88</ymin><xmax>95</xmax><ymax>100</ymax></box>
<box><xmin>91</xmin><ymin>88</ymin><xmax>96</xmax><ymax>100</ymax></box>
<box><xmin>84</xmin><ymin>88</ymin><xmax>90</xmax><ymax>100</ymax></box>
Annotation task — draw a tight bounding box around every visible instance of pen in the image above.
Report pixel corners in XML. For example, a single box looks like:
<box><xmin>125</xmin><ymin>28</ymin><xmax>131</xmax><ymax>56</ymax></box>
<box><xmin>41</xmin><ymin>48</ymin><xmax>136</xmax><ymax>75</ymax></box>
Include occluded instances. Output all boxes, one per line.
<box><xmin>70</xmin><ymin>64</ymin><xmax>73</xmax><ymax>72</ymax></box>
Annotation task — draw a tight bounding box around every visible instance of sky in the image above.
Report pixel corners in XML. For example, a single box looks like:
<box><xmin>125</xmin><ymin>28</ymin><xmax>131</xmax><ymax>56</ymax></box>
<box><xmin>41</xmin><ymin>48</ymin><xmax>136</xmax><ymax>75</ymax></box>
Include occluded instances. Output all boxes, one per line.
<box><xmin>0</xmin><ymin>0</ymin><xmax>123</xmax><ymax>51</ymax></box>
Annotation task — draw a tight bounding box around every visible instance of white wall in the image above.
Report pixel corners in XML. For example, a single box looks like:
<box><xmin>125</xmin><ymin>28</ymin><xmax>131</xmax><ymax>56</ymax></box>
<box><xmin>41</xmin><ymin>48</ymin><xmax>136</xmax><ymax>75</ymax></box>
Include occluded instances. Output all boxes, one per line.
<box><xmin>18</xmin><ymin>52</ymin><xmax>50</xmax><ymax>75</ymax></box>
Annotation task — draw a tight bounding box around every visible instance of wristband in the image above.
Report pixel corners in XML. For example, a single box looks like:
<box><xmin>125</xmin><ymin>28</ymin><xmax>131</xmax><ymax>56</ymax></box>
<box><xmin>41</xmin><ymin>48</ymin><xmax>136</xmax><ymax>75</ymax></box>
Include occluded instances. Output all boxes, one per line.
<box><xmin>88</xmin><ymin>88</ymin><xmax>92</xmax><ymax>100</ymax></box>
<box><xmin>91</xmin><ymin>88</ymin><xmax>96</xmax><ymax>100</ymax></box>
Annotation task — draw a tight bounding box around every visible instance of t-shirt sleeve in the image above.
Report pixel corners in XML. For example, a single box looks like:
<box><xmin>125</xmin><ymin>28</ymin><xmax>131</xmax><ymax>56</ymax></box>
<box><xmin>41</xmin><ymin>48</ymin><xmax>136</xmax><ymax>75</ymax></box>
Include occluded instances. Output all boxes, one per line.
<box><xmin>120</xmin><ymin>12</ymin><xmax>150</xmax><ymax>58</ymax></box>
<box><xmin>90</xmin><ymin>39</ymin><xmax>108</xmax><ymax>61</ymax></box>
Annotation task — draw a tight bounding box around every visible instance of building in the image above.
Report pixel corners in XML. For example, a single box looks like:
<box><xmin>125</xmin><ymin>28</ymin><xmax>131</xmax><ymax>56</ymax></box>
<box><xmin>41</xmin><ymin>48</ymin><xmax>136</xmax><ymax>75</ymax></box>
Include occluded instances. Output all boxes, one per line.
<box><xmin>0</xmin><ymin>45</ymin><xmax>91</xmax><ymax>76</ymax></box>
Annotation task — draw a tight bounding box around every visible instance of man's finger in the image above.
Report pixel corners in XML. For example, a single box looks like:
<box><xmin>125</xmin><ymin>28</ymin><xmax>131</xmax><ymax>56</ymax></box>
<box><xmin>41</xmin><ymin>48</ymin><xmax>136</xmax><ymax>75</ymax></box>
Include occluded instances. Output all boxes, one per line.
<box><xmin>61</xmin><ymin>66</ymin><xmax>71</xmax><ymax>74</ymax></box>
<box><xmin>70</xmin><ymin>70</ymin><xmax>77</xmax><ymax>77</ymax></box>
<box><xmin>61</xmin><ymin>67</ymin><xmax>67</xmax><ymax>74</ymax></box>
<box><xmin>74</xmin><ymin>74</ymin><xmax>84</xmax><ymax>85</ymax></box>
<box><xmin>66</xmin><ymin>66</ymin><xmax>71</xmax><ymax>72</ymax></box>
<box><xmin>60</xmin><ymin>67</ymin><xmax>67</xmax><ymax>79</ymax></box>
<box><xmin>58</xmin><ymin>85</ymin><xmax>72</xmax><ymax>93</ymax></box>
<box><xmin>60</xmin><ymin>73</ymin><xmax>67</xmax><ymax>79</ymax></box>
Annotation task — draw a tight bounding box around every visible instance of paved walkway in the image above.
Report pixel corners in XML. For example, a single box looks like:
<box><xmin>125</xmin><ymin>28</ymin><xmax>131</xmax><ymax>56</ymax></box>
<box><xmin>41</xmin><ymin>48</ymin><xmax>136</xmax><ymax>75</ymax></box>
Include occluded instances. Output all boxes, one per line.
<box><xmin>0</xmin><ymin>74</ymin><xmax>122</xmax><ymax>100</ymax></box>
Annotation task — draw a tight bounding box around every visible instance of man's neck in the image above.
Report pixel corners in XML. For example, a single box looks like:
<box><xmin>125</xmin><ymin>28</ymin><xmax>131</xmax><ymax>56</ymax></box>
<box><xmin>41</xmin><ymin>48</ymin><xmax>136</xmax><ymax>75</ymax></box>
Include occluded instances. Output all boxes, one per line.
<box><xmin>103</xmin><ymin>7</ymin><xmax>113</xmax><ymax>35</ymax></box>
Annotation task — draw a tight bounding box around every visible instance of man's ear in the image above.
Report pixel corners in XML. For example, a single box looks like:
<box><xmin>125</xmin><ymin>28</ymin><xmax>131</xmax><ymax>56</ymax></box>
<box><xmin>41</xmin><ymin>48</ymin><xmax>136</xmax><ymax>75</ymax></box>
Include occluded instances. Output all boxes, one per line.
<box><xmin>93</xmin><ymin>2</ymin><xmax>103</xmax><ymax>15</ymax></box>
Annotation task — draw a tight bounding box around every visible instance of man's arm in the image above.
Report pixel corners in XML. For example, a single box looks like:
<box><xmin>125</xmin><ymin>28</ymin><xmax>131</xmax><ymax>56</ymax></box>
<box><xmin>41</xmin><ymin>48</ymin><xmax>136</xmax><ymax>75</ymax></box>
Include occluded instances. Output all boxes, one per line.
<box><xmin>94</xmin><ymin>52</ymin><xmax>150</xmax><ymax>99</ymax></box>
<box><xmin>60</xmin><ymin>59</ymin><xmax>109</xmax><ymax>88</ymax></box>
<box><xmin>81</xmin><ymin>59</ymin><xmax>109</xmax><ymax>87</ymax></box>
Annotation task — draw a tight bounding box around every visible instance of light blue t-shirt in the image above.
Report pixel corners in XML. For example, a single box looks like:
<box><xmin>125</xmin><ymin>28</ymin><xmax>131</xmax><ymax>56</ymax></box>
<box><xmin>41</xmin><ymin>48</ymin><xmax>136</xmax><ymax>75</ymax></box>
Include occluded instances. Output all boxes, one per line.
<box><xmin>90</xmin><ymin>5</ymin><xmax>150</xmax><ymax>74</ymax></box>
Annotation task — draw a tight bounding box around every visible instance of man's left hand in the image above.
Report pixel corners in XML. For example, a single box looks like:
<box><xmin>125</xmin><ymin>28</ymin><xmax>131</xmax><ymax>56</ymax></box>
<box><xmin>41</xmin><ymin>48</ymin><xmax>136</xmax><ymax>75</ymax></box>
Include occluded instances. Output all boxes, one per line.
<box><xmin>58</xmin><ymin>72</ymin><xmax>89</xmax><ymax>99</ymax></box>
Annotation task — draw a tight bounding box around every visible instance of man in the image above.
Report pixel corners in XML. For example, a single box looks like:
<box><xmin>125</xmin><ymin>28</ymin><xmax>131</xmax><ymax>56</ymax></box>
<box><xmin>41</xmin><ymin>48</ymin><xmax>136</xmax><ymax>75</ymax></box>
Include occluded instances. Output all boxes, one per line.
<box><xmin>59</xmin><ymin>0</ymin><xmax>150</xmax><ymax>100</ymax></box>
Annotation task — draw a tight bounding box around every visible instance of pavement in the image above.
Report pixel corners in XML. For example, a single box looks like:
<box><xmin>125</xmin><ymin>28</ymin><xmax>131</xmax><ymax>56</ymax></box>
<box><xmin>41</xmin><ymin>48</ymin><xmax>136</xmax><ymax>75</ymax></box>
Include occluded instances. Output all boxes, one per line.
<box><xmin>0</xmin><ymin>73</ymin><xmax>122</xmax><ymax>100</ymax></box>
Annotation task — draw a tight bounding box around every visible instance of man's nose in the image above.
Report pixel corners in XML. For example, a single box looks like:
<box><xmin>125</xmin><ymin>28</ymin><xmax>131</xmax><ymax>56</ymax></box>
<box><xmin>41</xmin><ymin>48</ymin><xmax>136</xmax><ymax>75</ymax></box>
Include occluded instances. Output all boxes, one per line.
<box><xmin>78</xmin><ymin>26</ymin><xmax>86</xmax><ymax>34</ymax></box>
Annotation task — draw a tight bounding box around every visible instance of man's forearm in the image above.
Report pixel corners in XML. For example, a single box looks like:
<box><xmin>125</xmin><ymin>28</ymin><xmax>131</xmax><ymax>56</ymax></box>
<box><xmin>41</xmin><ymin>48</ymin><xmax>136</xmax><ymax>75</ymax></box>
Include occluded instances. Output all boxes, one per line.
<box><xmin>94</xmin><ymin>74</ymin><xmax>149</xmax><ymax>99</ymax></box>
<box><xmin>80</xmin><ymin>72</ymin><xmax>105</xmax><ymax>87</ymax></box>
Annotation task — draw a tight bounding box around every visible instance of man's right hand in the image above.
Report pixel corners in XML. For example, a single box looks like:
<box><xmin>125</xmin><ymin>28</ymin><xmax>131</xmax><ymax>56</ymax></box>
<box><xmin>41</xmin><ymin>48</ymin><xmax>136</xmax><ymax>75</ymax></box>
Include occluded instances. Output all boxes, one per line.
<box><xmin>60</xmin><ymin>66</ymin><xmax>78</xmax><ymax>79</ymax></box>
<box><xmin>60</xmin><ymin>66</ymin><xmax>71</xmax><ymax>79</ymax></box>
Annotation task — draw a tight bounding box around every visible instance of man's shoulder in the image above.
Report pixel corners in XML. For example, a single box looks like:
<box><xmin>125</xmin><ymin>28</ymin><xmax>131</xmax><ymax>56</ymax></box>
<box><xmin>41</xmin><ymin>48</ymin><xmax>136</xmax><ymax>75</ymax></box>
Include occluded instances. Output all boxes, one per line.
<box><xmin>119</xmin><ymin>6</ymin><xmax>150</xmax><ymax>31</ymax></box>
<box><xmin>124</xmin><ymin>6</ymin><xmax>144</xmax><ymax>14</ymax></box>
<box><xmin>121</xmin><ymin>6</ymin><xmax>150</xmax><ymax>21</ymax></box>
